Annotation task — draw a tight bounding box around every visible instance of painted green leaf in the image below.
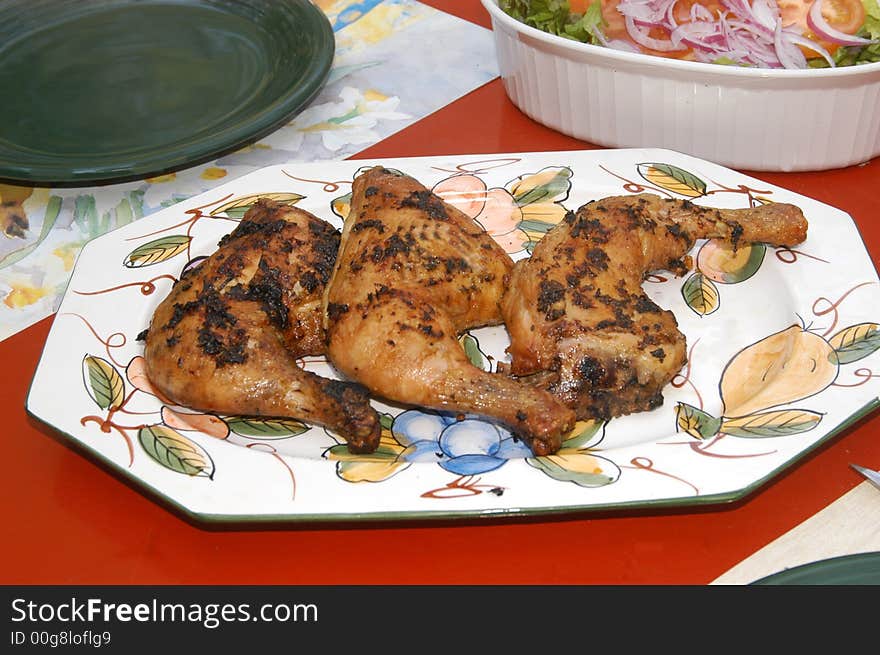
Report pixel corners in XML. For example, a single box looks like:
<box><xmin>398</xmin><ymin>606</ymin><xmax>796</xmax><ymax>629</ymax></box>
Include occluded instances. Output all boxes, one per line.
<box><xmin>509</xmin><ymin>167</ymin><xmax>573</xmax><ymax>206</ymax></box>
<box><xmin>721</xmin><ymin>409</ymin><xmax>823</xmax><ymax>438</ymax></box>
<box><xmin>225</xmin><ymin>416</ymin><xmax>309</xmax><ymax>439</ymax></box>
<box><xmin>526</xmin><ymin>451</ymin><xmax>620</xmax><ymax>487</ymax></box>
<box><xmin>637</xmin><ymin>162</ymin><xmax>707</xmax><ymax>198</ymax></box>
<box><xmin>682</xmin><ymin>271</ymin><xmax>720</xmax><ymax>316</ymax></box>
<box><xmin>210</xmin><ymin>192</ymin><xmax>304</xmax><ymax>218</ymax></box>
<box><xmin>676</xmin><ymin>403</ymin><xmax>722</xmax><ymax>440</ymax></box>
<box><xmin>518</xmin><ymin>218</ymin><xmax>558</xmax><ymax>234</ymax></box>
<box><xmin>124</xmin><ymin>235</ymin><xmax>191</xmax><ymax>268</ymax></box>
<box><xmin>561</xmin><ymin>420</ymin><xmax>605</xmax><ymax>449</ymax></box>
<box><xmin>138</xmin><ymin>425</ymin><xmax>215</xmax><ymax>477</ymax></box>
<box><xmin>82</xmin><ymin>355</ymin><xmax>125</xmax><ymax>411</ymax></box>
<box><xmin>379</xmin><ymin>413</ymin><xmax>394</xmax><ymax>431</ymax></box>
<box><xmin>460</xmin><ymin>332</ymin><xmax>490</xmax><ymax>371</ymax></box>
<box><xmin>827</xmin><ymin>323</ymin><xmax>880</xmax><ymax>364</ymax></box>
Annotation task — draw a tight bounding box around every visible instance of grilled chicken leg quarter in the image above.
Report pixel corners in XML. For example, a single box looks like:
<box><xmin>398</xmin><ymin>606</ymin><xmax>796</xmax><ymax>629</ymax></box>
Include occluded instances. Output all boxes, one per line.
<box><xmin>501</xmin><ymin>193</ymin><xmax>809</xmax><ymax>421</ymax></box>
<box><xmin>144</xmin><ymin>199</ymin><xmax>381</xmax><ymax>453</ymax></box>
<box><xmin>324</xmin><ymin>167</ymin><xmax>576</xmax><ymax>456</ymax></box>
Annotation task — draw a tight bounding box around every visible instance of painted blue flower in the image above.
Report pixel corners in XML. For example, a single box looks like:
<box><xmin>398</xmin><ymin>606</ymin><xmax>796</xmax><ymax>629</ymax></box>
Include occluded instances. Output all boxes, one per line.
<box><xmin>392</xmin><ymin>409</ymin><xmax>532</xmax><ymax>475</ymax></box>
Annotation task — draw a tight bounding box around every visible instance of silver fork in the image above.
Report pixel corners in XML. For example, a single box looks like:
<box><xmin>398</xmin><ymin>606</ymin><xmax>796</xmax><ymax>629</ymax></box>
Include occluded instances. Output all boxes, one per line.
<box><xmin>850</xmin><ymin>463</ymin><xmax>880</xmax><ymax>492</ymax></box>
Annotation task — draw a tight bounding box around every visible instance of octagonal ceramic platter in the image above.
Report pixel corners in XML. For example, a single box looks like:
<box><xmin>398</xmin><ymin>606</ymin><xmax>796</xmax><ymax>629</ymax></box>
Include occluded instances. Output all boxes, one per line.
<box><xmin>26</xmin><ymin>149</ymin><xmax>880</xmax><ymax>524</ymax></box>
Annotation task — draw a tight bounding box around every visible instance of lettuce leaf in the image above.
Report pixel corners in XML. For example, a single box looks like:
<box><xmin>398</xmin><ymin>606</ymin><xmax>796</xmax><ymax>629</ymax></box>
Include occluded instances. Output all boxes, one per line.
<box><xmin>499</xmin><ymin>0</ymin><xmax>606</xmax><ymax>45</ymax></box>
<box><xmin>499</xmin><ymin>0</ymin><xmax>573</xmax><ymax>35</ymax></box>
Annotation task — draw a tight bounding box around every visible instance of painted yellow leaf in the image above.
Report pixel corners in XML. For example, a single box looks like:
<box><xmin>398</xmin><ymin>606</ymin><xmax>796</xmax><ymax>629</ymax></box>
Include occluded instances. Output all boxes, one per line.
<box><xmin>721</xmin><ymin>409</ymin><xmax>823</xmax><ymax>437</ymax></box>
<box><xmin>82</xmin><ymin>355</ymin><xmax>125</xmax><ymax>411</ymax></box>
<box><xmin>675</xmin><ymin>403</ymin><xmax>722</xmax><ymax>439</ymax></box>
<box><xmin>527</xmin><ymin>449</ymin><xmax>619</xmax><ymax>487</ymax></box>
<box><xmin>681</xmin><ymin>272</ymin><xmax>720</xmax><ymax>316</ymax></box>
<box><xmin>336</xmin><ymin>460</ymin><xmax>410</xmax><ymax>483</ymax></box>
<box><xmin>827</xmin><ymin>322</ymin><xmax>880</xmax><ymax>364</ymax></box>
<box><xmin>507</xmin><ymin>167</ymin><xmax>572</xmax><ymax>206</ymax></box>
<box><xmin>209</xmin><ymin>192</ymin><xmax>305</xmax><ymax>216</ymax></box>
<box><xmin>124</xmin><ymin>235</ymin><xmax>191</xmax><ymax>267</ymax></box>
<box><xmin>637</xmin><ymin>163</ymin><xmax>706</xmax><ymax>198</ymax></box>
<box><xmin>520</xmin><ymin>201</ymin><xmax>567</xmax><ymax>225</ymax></box>
<box><xmin>138</xmin><ymin>424</ymin><xmax>215</xmax><ymax>477</ymax></box>
<box><xmin>543</xmin><ymin>449</ymin><xmax>604</xmax><ymax>474</ymax></box>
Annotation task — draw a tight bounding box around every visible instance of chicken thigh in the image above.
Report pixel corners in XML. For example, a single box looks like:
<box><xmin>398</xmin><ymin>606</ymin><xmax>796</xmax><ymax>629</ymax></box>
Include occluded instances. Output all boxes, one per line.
<box><xmin>144</xmin><ymin>199</ymin><xmax>381</xmax><ymax>453</ymax></box>
<box><xmin>324</xmin><ymin>167</ymin><xmax>576</xmax><ymax>455</ymax></box>
<box><xmin>501</xmin><ymin>193</ymin><xmax>808</xmax><ymax>420</ymax></box>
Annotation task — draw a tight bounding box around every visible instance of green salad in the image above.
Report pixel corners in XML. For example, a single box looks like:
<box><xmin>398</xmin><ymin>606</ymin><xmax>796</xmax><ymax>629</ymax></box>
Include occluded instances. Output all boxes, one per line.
<box><xmin>499</xmin><ymin>0</ymin><xmax>880</xmax><ymax>68</ymax></box>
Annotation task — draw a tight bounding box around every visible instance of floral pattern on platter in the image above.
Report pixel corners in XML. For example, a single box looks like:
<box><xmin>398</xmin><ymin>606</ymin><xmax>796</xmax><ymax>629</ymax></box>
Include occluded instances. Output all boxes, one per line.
<box><xmin>28</xmin><ymin>149</ymin><xmax>880</xmax><ymax>522</ymax></box>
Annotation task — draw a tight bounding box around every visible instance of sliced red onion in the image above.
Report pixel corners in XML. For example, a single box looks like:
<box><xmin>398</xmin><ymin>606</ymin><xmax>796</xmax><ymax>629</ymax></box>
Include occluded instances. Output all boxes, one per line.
<box><xmin>750</xmin><ymin>0</ymin><xmax>782</xmax><ymax>31</ymax></box>
<box><xmin>690</xmin><ymin>4</ymin><xmax>715</xmax><ymax>21</ymax></box>
<box><xmin>774</xmin><ymin>21</ymin><xmax>808</xmax><ymax>67</ymax></box>
<box><xmin>783</xmin><ymin>28</ymin><xmax>838</xmax><ymax>65</ymax></box>
<box><xmin>611</xmin><ymin>0</ymin><xmax>869</xmax><ymax>68</ymax></box>
<box><xmin>722</xmin><ymin>0</ymin><xmax>777</xmax><ymax>35</ymax></box>
<box><xmin>807</xmin><ymin>0</ymin><xmax>878</xmax><ymax>46</ymax></box>
<box><xmin>624</xmin><ymin>15</ymin><xmax>688</xmax><ymax>51</ymax></box>
<box><xmin>665</xmin><ymin>0</ymin><xmax>680</xmax><ymax>27</ymax></box>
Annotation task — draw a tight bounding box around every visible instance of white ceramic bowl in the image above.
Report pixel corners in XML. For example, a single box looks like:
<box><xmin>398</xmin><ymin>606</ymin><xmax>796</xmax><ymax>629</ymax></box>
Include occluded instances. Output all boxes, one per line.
<box><xmin>481</xmin><ymin>0</ymin><xmax>880</xmax><ymax>171</ymax></box>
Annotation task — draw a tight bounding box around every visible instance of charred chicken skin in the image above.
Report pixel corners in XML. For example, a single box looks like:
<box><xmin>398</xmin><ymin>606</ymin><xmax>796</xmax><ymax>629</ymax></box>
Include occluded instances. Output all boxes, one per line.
<box><xmin>144</xmin><ymin>199</ymin><xmax>381</xmax><ymax>453</ymax></box>
<box><xmin>324</xmin><ymin>167</ymin><xmax>576</xmax><ymax>456</ymax></box>
<box><xmin>501</xmin><ymin>193</ymin><xmax>809</xmax><ymax>421</ymax></box>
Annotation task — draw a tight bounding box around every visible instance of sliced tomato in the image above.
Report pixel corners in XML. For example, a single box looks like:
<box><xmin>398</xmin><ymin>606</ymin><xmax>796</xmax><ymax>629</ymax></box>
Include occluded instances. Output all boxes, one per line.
<box><xmin>778</xmin><ymin>0</ymin><xmax>865</xmax><ymax>55</ymax></box>
<box><xmin>779</xmin><ymin>0</ymin><xmax>865</xmax><ymax>35</ymax></box>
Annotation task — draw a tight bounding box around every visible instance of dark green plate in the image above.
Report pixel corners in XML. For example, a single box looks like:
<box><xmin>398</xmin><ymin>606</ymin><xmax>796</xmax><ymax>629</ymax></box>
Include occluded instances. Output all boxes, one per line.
<box><xmin>752</xmin><ymin>552</ymin><xmax>880</xmax><ymax>585</ymax></box>
<box><xmin>0</xmin><ymin>0</ymin><xmax>334</xmax><ymax>186</ymax></box>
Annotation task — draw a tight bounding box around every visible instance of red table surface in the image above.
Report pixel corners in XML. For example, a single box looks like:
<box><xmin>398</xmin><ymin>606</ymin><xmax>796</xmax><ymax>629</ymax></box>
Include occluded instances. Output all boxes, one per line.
<box><xmin>2</xmin><ymin>1</ymin><xmax>879</xmax><ymax>585</ymax></box>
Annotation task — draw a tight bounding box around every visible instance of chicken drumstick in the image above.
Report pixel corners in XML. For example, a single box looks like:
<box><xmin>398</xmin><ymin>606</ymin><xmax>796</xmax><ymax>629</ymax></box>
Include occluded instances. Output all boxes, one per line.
<box><xmin>324</xmin><ymin>167</ymin><xmax>576</xmax><ymax>456</ymax></box>
<box><xmin>144</xmin><ymin>199</ymin><xmax>381</xmax><ymax>453</ymax></box>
